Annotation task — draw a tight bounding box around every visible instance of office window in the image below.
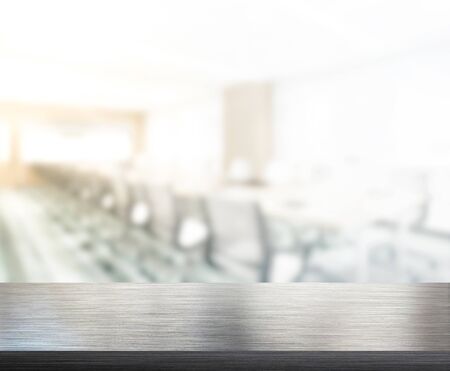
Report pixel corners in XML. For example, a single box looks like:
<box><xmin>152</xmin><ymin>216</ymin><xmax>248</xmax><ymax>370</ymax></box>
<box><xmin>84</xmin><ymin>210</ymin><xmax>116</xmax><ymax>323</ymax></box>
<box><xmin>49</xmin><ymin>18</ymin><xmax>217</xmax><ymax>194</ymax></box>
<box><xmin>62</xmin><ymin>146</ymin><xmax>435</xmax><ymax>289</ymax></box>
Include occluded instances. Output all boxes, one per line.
<box><xmin>21</xmin><ymin>121</ymin><xmax>133</xmax><ymax>164</ymax></box>
<box><xmin>273</xmin><ymin>50</ymin><xmax>450</xmax><ymax>238</ymax></box>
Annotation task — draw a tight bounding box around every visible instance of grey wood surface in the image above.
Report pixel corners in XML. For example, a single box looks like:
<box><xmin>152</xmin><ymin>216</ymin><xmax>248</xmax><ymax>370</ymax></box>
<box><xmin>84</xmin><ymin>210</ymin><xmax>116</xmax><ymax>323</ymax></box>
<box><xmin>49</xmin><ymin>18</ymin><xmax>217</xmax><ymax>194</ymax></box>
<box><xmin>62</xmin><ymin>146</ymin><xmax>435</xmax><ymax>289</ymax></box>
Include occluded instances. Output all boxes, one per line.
<box><xmin>0</xmin><ymin>284</ymin><xmax>448</xmax><ymax>351</ymax></box>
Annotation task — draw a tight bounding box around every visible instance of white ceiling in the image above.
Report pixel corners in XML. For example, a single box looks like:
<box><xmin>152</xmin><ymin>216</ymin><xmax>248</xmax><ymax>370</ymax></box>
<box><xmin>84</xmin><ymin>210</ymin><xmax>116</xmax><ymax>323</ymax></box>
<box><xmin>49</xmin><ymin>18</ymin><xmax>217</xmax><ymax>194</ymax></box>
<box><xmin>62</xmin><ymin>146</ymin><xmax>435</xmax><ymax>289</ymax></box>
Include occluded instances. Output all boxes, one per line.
<box><xmin>0</xmin><ymin>0</ymin><xmax>449</xmax><ymax>108</ymax></box>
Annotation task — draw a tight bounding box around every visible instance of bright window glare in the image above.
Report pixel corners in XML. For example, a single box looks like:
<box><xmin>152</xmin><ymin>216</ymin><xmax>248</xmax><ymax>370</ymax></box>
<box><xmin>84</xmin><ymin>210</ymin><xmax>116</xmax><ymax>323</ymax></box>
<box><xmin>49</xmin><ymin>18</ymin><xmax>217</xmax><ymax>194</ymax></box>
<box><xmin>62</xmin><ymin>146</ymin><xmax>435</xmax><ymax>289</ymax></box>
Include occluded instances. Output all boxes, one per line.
<box><xmin>21</xmin><ymin>121</ymin><xmax>133</xmax><ymax>164</ymax></box>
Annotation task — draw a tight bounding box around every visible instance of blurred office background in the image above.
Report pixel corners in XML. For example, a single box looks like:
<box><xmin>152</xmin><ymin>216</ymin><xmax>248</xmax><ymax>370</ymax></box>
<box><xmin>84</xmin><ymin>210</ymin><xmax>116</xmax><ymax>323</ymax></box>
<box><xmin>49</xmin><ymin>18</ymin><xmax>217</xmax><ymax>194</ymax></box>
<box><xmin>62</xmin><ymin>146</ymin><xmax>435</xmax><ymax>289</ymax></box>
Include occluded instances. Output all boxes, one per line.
<box><xmin>0</xmin><ymin>0</ymin><xmax>449</xmax><ymax>282</ymax></box>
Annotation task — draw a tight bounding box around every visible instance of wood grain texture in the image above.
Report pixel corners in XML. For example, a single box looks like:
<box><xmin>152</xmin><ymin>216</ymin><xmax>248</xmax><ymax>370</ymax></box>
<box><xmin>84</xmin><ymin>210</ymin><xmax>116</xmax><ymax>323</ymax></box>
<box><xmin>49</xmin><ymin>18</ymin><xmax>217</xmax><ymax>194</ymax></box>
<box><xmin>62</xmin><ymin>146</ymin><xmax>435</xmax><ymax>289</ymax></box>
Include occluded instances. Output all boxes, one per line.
<box><xmin>0</xmin><ymin>284</ymin><xmax>448</xmax><ymax>351</ymax></box>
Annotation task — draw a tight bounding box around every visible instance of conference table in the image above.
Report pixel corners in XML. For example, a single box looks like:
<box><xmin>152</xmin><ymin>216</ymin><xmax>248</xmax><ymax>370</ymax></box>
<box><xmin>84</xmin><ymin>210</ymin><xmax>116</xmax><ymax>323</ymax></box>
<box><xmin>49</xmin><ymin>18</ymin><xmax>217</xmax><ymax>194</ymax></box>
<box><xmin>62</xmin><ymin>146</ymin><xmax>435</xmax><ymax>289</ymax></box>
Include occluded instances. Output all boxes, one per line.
<box><xmin>218</xmin><ymin>184</ymin><xmax>426</xmax><ymax>282</ymax></box>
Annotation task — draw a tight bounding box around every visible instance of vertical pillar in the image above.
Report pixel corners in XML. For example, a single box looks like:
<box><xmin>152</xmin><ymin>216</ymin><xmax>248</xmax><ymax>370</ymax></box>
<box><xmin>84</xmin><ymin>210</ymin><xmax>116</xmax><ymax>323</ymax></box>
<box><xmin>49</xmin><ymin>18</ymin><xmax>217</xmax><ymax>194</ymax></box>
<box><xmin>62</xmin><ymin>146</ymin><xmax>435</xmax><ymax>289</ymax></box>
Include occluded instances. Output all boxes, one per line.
<box><xmin>9</xmin><ymin>119</ymin><xmax>23</xmax><ymax>187</ymax></box>
<box><xmin>223</xmin><ymin>83</ymin><xmax>273</xmax><ymax>184</ymax></box>
<box><xmin>131</xmin><ymin>114</ymin><xmax>147</xmax><ymax>160</ymax></box>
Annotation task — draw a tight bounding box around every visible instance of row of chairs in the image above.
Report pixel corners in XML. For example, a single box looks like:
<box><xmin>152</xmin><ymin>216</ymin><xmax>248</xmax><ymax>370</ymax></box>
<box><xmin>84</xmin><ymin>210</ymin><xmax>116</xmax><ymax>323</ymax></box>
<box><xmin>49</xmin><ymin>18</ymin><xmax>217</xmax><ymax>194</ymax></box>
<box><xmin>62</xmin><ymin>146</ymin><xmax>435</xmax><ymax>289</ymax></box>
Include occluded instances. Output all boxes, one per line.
<box><xmin>32</xmin><ymin>164</ymin><xmax>306</xmax><ymax>282</ymax></box>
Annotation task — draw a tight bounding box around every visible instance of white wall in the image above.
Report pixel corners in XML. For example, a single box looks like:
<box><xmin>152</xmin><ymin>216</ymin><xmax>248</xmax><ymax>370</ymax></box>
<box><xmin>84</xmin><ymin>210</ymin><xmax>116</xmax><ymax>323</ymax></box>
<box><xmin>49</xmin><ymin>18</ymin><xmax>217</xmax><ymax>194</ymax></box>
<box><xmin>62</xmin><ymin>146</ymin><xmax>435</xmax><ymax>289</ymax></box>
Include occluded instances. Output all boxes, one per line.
<box><xmin>274</xmin><ymin>48</ymin><xmax>450</xmax><ymax>176</ymax></box>
<box><xmin>143</xmin><ymin>94</ymin><xmax>223</xmax><ymax>191</ymax></box>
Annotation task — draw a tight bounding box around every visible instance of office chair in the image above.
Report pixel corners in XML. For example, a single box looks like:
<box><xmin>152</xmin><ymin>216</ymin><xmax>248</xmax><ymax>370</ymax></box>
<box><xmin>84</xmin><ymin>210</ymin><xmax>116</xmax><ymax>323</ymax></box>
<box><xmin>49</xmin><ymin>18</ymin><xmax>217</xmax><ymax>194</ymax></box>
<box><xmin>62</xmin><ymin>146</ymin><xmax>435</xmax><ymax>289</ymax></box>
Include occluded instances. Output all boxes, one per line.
<box><xmin>187</xmin><ymin>197</ymin><xmax>272</xmax><ymax>282</ymax></box>
<box><xmin>135</xmin><ymin>185</ymin><xmax>186</xmax><ymax>282</ymax></box>
<box><xmin>85</xmin><ymin>173</ymin><xmax>151</xmax><ymax>280</ymax></box>
<box><xmin>175</xmin><ymin>195</ymin><xmax>209</xmax><ymax>250</ymax></box>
